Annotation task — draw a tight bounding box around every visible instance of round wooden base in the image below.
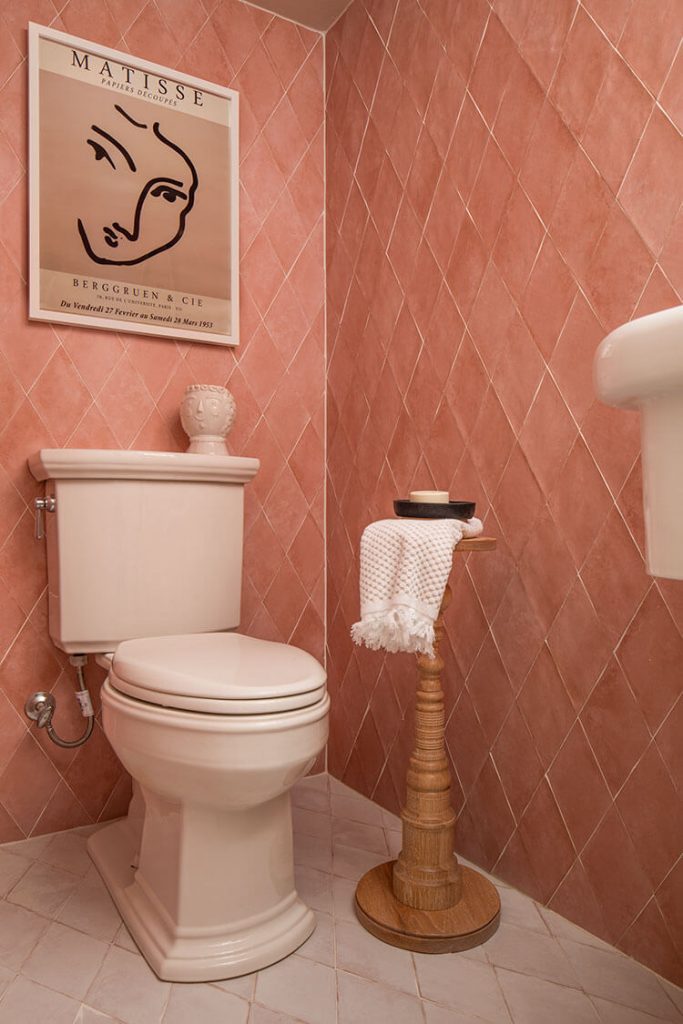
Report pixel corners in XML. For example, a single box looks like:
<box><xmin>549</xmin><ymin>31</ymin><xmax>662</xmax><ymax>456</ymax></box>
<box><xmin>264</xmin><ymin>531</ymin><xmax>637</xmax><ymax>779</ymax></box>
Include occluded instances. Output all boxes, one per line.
<box><xmin>354</xmin><ymin>861</ymin><xmax>501</xmax><ymax>953</ymax></box>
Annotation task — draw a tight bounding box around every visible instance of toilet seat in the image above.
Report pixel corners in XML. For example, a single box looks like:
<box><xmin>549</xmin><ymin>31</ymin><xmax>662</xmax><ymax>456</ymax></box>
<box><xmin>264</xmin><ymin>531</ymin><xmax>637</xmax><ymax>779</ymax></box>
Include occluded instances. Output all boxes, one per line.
<box><xmin>108</xmin><ymin>632</ymin><xmax>327</xmax><ymax>715</ymax></box>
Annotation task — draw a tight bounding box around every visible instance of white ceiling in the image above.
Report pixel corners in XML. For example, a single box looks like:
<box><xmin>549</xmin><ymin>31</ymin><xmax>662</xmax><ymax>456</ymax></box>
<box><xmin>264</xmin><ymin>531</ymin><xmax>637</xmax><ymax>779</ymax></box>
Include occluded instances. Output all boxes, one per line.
<box><xmin>244</xmin><ymin>0</ymin><xmax>353</xmax><ymax>32</ymax></box>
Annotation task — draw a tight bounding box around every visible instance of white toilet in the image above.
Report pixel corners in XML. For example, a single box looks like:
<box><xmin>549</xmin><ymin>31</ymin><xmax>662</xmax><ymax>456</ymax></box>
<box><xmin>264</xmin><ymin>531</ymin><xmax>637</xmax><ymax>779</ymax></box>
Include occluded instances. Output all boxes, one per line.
<box><xmin>29</xmin><ymin>448</ymin><xmax>329</xmax><ymax>982</ymax></box>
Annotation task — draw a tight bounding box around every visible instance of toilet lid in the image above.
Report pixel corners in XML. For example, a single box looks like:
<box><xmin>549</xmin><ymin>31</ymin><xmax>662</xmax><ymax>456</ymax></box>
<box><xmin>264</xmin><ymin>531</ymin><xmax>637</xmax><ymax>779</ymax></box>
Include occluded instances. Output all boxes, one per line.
<box><xmin>108</xmin><ymin>633</ymin><xmax>327</xmax><ymax>715</ymax></box>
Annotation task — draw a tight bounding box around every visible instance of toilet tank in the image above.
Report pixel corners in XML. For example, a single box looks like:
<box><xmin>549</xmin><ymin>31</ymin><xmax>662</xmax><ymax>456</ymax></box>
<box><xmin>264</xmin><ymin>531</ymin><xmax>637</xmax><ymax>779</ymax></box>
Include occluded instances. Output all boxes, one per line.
<box><xmin>29</xmin><ymin>449</ymin><xmax>260</xmax><ymax>654</ymax></box>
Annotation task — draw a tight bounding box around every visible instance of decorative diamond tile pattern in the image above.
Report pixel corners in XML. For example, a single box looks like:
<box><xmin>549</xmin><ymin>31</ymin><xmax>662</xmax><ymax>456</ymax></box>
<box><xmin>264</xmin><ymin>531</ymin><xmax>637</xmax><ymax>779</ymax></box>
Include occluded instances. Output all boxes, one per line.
<box><xmin>0</xmin><ymin>774</ymin><xmax>679</xmax><ymax>1023</ymax></box>
<box><xmin>325</xmin><ymin>0</ymin><xmax>683</xmax><ymax>986</ymax></box>
<box><xmin>0</xmin><ymin>2</ymin><xmax>324</xmax><ymax>838</ymax></box>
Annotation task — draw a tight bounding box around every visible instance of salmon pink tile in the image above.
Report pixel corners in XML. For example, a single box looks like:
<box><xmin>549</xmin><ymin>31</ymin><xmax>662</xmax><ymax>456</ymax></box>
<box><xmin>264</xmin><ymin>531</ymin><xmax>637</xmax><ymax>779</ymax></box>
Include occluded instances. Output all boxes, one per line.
<box><xmin>493</xmin><ymin>50</ymin><xmax>545</xmax><ymax>172</ymax></box>
<box><xmin>445</xmin><ymin>690</ymin><xmax>489</xmax><ymax>795</ymax></box>
<box><xmin>0</xmin><ymin>511</ymin><xmax>47</xmax><ymax>617</ymax></box>
<box><xmin>547</xmin><ymin>579</ymin><xmax>613</xmax><ymax>709</ymax></box>
<box><xmin>619</xmin><ymin>108</ymin><xmax>683</xmax><ymax>256</ymax></box>
<box><xmin>549</xmin><ymin>294</ymin><xmax>605</xmax><ymax>424</ymax></box>
<box><xmin>622</xmin><ymin>896</ymin><xmax>683</xmax><ymax>986</ymax></box>
<box><xmin>582</xmin><ymin>53</ymin><xmax>654</xmax><ymax>194</ymax></box>
<box><xmin>581</xmin><ymin>0</ymin><xmax>633</xmax><ymax>43</ymax></box>
<box><xmin>445</xmin><ymin>215</ymin><xmax>487</xmax><ymax>320</ymax></box>
<box><xmin>235</xmin><ymin>43</ymin><xmax>284</xmax><ymax>129</ymax></box>
<box><xmin>467</xmin><ymin>633</ymin><xmax>514</xmax><ymax>746</ymax></box>
<box><xmin>659</xmin><ymin>44</ymin><xmax>683</xmax><ymax>133</ymax></box>
<box><xmin>548</xmin><ymin>437</ymin><xmax>613</xmax><ymax>568</ymax></box>
<box><xmin>443</xmin><ymin>0</ymin><xmax>489</xmax><ymax>83</ymax></box>
<box><xmin>548</xmin><ymin>722</ymin><xmax>611</xmax><ymax>851</ymax></box>
<box><xmin>492</xmin><ymin>705</ymin><xmax>544</xmax><ymax>819</ymax></box>
<box><xmin>521</xmin><ymin>239</ymin><xmax>576</xmax><ymax>360</ymax></box>
<box><xmin>519</xmin><ymin>505</ymin><xmax>577</xmax><ymax>633</ymax></box>
<box><xmin>468</xmin><ymin>139</ymin><xmax>515</xmax><ymax>250</ymax></box>
<box><xmin>95</xmin><ymin>355</ymin><xmax>155</xmax><ymax>449</ymax></box>
<box><xmin>519</xmin><ymin>374</ymin><xmax>577</xmax><ymax>497</ymax></box>
<box><xmin>0</xmin><ymin>399</ymin><xmax>55</xmax><ymax>501</ymax></box>
<box><xmin>469</xmin><ymin>387</ymin><xmax>516</xmax><ymax>497</ymax></box>
<box><xmin>0</xmin><ymin>734</ymin><xmax>61</xmax><ymax>835</ymax></box>
<box><xmin>424</xmin><ymin>54</ymin><xmax>466</xmax><ymax>161</ymax></box>
<box><xmin>547</xmin><ymin>861</ymin><xmax>612</xmax><ymax>945</ymax></box>
<box><xmin>518</xmin><ymin>779</ymin><xmax>576</xmax><ymax>901</ymax></box>
<box><xmin>581</xmin><ymin>658</ymin><xmax>651</xmax><ymax>794</ymax></box>
<box><xmin>619</xmin><ymin>0</ymin><xmax>683</xmax><ymax>97</ymax></box>
<box><xmin>519</xmin><ymin>101</ymin><xmax>576</xmax><ymax>226</ymax></box>
<box><xmin>493</xmin><ymin>444</ymin><xmax>544</xmax><ymax>560</ymax></box>
<box><xmin>518</xmin><ymin>645</ymin><xmax>575</xmax><ymax>769</ymax></box>
<box><xmin>492</xmin><ymin>315</ymin><xmax>544</xmax><ymax>434</ymax></box>
<box><xmin>550</xmin><ymin>7</ymin><xmax>611</xmax><ymax>137</ymax></box>
<box><xmin>491</xmin><ymin>572</ymin><xmax>544</xmax><ymax>692</ymax></box>
<box><xmin>581</xmin><ymin>508</ymin><xmax>650</xmax><ymax>644</ymax></box>
<box><xmin>468</xmin><ymin>262</ymin><xmax>517</xmax><ymax>376</ymax></box>
<box><xmin>445</xmin><ymin>332</ymin><xmax>488</xmax><ymax>441</ymax></box>
<box><xmin>65</xmin><ymin>724</ymin><xmax>122</xmax><ymax>820</ymax></box>
<box><xmin>581</xmin><ymin>399</ymin><xmax>640</xmax><ymax>495</ymax></box>
<box><xmin>470</xmin><ymin>16</ymin><xmax>517</xmax><ymax>130</ymax></box>
<box><xmin>617</xmin><ymin>586</ymin><xmax>683</xmax><ymax>731</ymax></box>
<box><xmin>406</xmin><ymin>128</ymin><xmax>441</xmax><ymax>224</ymax></box>
<box><xmin>519</xmin><ymin>0</ymin><xmax>575</xmax><ymax>90</ymax></box>
<box><xmin>492</xmin><ymin>185</ymin><xmax>545</xmax><ymax>302</ymax></box>
<box><xmin>445</xmin><ymin>94</ymin><xmax>489</xmax><ymax>203</ymax></box>
<box><xmin>29</xmin><ymin>350</ymin><xmax>92</xmax><ymax>446</ymax></box>
<box><xmin>633</xmin><ymin>265</ymin><xmax>680</xmax><ymax>318</ymax></box>
<box><xmin>655</xmin><ymin>697</ymin><xmax>682</xmax><ymax>793</ymax></box>
<box><xmin>550</xmin><ymin>148</ymin><xmax>613</xmax><ymax>280</ymax></box>
<box><xmin>459</xmin><ymin>757</ymin><xmax>516</xmax><ymax>868</ymax></box>
<box><xmin>617</xmin><ymin>743</ymin><xmax>683</xmax><ymax>889</ymax></box>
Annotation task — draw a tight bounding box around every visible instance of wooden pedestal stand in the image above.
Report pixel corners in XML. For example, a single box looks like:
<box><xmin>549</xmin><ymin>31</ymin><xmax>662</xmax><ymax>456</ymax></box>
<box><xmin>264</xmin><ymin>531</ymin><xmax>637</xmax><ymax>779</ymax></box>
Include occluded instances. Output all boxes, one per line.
<box><xmin>355</xmin><ymin>537</ymin><xmax>501</xmax><ymax>952</ymax></box>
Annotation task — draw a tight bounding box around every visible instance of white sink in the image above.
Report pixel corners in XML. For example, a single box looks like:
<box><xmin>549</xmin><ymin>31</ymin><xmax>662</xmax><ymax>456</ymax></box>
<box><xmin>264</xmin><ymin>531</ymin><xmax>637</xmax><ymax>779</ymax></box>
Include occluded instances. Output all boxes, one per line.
<box><xmin>594</xmin><ymin>304</ymin><xmax>683</xmax><ymax>580</ymax></box>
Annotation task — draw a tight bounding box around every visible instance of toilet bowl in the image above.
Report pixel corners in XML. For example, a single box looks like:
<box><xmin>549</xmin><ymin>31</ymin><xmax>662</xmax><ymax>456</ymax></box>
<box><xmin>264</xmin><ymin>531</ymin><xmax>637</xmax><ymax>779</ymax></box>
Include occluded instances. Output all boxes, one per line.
<box><xmin>90</xmin><ymin>633</ymin><xmax>329</xmax><ymax>981</ymax></box>
<box><xmin>28</xmin><ymin>448</ymin><xmax>329</xmax><ymax>983</ymax></box>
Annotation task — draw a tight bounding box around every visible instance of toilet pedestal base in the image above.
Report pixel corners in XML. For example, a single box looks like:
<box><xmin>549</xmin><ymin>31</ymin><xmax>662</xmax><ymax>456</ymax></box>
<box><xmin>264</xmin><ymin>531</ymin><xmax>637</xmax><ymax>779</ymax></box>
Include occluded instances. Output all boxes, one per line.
<box><xmin>88</xmin><ymin>812</ymin><xmax>314</xmax><ymax>982</ymax></box>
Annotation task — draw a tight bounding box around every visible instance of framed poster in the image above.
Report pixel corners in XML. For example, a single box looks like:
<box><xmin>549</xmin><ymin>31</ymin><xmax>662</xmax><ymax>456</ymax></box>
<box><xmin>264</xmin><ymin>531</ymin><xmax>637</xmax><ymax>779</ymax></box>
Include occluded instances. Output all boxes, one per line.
<box><xmin>28</xmin><ymin>23</ymin><xmax>239</xmax><ymax>346</ymax></box>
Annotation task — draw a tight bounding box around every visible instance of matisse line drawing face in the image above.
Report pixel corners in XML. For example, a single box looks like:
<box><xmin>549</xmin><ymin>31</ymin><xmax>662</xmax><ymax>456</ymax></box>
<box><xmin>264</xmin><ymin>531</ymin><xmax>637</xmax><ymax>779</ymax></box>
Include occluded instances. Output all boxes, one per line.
<box><xmin>31</xmin><ymin>26</ymin><xmax>238</xmax><ymax>345</ymax></box>
<box><xmin>78</xmin><ymin>103</ymin><xmax>199</xmax><ymax>267</ymax></box>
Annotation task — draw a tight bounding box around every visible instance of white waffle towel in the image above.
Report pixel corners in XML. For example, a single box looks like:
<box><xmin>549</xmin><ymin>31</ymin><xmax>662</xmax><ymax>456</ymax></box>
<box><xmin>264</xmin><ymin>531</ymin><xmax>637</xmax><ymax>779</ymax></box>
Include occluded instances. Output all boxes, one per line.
<box><xmin>351</xmin><ymin>517</ymin><xmax>483</xmax><ymax>656</ymax></box>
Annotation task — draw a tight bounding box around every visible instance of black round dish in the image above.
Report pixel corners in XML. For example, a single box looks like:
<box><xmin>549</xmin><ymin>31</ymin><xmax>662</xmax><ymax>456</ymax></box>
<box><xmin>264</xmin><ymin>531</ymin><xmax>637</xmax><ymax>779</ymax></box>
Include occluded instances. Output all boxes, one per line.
<box><xmin>393</xmin><ymin>500</ymin><xmax>476</xmax><ymax>520</ymax></box>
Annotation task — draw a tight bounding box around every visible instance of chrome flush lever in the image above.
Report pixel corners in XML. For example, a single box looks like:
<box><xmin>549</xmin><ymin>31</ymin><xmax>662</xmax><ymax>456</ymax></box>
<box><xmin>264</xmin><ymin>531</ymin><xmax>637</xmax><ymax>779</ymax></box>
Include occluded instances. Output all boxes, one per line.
<box><xmin>34</xmin><ymin>496</ymin><xmax>56</xmax><ymax>540</ymax></box>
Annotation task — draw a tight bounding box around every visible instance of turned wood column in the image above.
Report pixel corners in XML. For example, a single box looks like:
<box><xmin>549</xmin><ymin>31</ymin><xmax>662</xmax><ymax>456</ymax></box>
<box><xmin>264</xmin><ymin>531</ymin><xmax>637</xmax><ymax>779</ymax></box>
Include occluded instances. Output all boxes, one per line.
<box><xmin>354</xmin><ymin>536</ymin><xmax>500</xmax><ymax>953</ymax></box>
<box><xmin>392</xmin><ymin>585</ymin><xmax>461</xmax><ymax>910</ymax></box>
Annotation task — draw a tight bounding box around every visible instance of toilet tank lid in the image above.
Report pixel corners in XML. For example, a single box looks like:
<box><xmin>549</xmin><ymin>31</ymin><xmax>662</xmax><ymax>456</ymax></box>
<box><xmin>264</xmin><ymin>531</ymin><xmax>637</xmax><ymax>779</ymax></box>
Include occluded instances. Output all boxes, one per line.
<box><xmin>111</xmin><ymin>633</ymin><xmax>326</xmax><ymax>701</ymax></box>
<box><xmin>29</xmin><ymin>449</ymin><xmax>259</xmax><ymax>484</ymax></box>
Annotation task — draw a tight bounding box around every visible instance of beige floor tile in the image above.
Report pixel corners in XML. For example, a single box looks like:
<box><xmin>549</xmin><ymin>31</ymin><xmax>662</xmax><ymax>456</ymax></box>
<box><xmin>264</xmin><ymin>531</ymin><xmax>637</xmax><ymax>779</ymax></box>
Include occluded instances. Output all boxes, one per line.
<box><xmin>496</xmin><ymin>968</ymin><xmax>600</xmax><ymax>1024</ymax></box>
<box><xmin>295</xmin><ymin>864</ymin><xmax>333</xmax><ymax>915</ymax></box>
<box><xmin>78</xmin><ymin>1008</ymin><xmax>121</xmax><ymax>1023</ymax></box>
<box><xmin>255</xmin><ymin>954</ymin><xmax>336</xmax><ymax>1024</ymax></box>
<box><xmin>560</xmin><ymin>940</ymin><xmax>679</xmax><ymax>1020</ymax></box>
<box><xmin>22</xmin><ymin>921</ymin><xmax>108</xmax><ymax>1001</ymax></box>
<box><xmin>212</xmin><ymin>973</ymin><xmax>256</xmax><ymax>1000</ymax></box>
<box><xmin>293</xmin><ymin>833</ymin><xmax>333</xmax><ymax>874</ymax></box>
<box><xmin>86</xmin><ymin>946</ymin><xmax>171</xmax><ymax>1024</ymax></box>
<box><xmin>422</xmin><ymin>999</ymin><xmax>492</xmax><ymax>1023</ymax></box>
<box><xmin>332</xmin><ymin>819</ymin><xmax>388</xmax><ymax>855</ymax></box>
<box><xmin>337</xmin><ymin>970</ymin><xmax>426</xmax><ymax>1024</ymax></box>
<box><xmin>498</xmin><ymin>888</ymin><xmax>549</xmax><ymax>934</ymax></box>
<box><xmin>0</xmin><ymin>901</ymin><xmax>50</xmax><ymax>971</ymax></box>
<box><xmin>57</xmin><ymin>877</ymin><xmax>121</xmax><ymax>943</ymax></box>
<box><xmin>0</xmin><ymin>850</ymin><xmax>31</xmax><ymax>898</ymax></box>
<box><xmin>39</xmin><ymin>833</ymin><xmax>93</xmax><ymax>878</ymax></box>
<box><xmin>112</xmin><ymin>924</ymin><xmax>139</xmax><ymax>954</ymax></box>
<box><xmin>660</xmin><ymin>980</ymin><xmax>683</xmax><ymax>1017</ymax></box>
<box><xmin>331</xmin><ymin>792</ymin><xmax>386</xmax><ymax>828</ymax></box>
<box><xmin>292</xmin><ymin>807</ymin><xmax>333</xmax><ymax>841</ymax></box>
<box><xmin>291</xmin><ymin>786</ymin><xmax>331</xmax><ymax>815</ymax></box>
<box><xmin>162</xmin><ymin>983</ymin><xmax>249</xmax><ymax>1023</ymax></box>
<box><xmin>297</xmin><ymin>912</ymin><xmax>335</xmax><ymax>967</ymax></box>
<box><xmin>591</xmin><ymin>995</ymin><xmax>683</xmax><ymax>1023</ymax></box>
<box><xmin>0</xmin><ymin>967</ymin><xmax>12</xmax><ymax>1000</ymax></box>
<box><xmin>331</xmin><ymin>842</ymin><xmax>385</xmax><ymax>881</ymax></box>
<box><xmin>485</xmin><ymin>922</ymin><xmax>580</xmax><ymax>987</ymax></box>
<box><xmin>539</xmin><ymin>906</ymin><xmax>612</xmax><ymax>950</ymax></box>
<box><xmin>0</xmin><ymin>975</ymin><xmax>80</xmax><ymax>1024</ymax></box>
<box><xmin>2</xmin><ymin>835</ymin><xmax>53</xmax><ymax>862</ymax></box>
<box><xmin>298</xmin><ymin>775</ymin><xmax>329</xmax><ymax>793</ymax></box>
<box><xmin>336</xmin><ymin>917</ymin><xmax>418</xmax><ymax>995</ymax></box>
<box><xmin>331</xmin><ymin>876</ymin><xmax>357</xmax><ymax>922</ymax></box>
<box><xmin>415</xmin><ymin>953</ymin><xmax>511</xmax><ymax>1022</ymax></box>
<box><xmin>249</xmin><ymin>1004</ymin><xmax>305</xmax><ymax>1023</ymax></box>
<box><xmin>8</xmin><ymin>860</ymin><xmax>80</xmax><ymax>917</ymax></box>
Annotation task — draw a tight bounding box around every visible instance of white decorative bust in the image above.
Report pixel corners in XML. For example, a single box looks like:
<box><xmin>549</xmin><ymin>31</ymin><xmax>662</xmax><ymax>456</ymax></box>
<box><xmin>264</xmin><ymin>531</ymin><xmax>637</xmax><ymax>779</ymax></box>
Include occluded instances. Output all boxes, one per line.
<box><xmin>180</xmin><ymin>384</ymin><xmax>236</xmax><ymax>455</ymax></box>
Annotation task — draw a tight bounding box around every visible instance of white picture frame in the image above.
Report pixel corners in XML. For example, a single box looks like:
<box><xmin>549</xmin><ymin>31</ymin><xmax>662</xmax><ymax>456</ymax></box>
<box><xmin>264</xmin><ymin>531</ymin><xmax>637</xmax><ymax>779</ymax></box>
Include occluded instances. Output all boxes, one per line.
<box><xmin>28</xmin><ymin>22</ymin><xmax>240</xmax><ymax>347</ymax></box>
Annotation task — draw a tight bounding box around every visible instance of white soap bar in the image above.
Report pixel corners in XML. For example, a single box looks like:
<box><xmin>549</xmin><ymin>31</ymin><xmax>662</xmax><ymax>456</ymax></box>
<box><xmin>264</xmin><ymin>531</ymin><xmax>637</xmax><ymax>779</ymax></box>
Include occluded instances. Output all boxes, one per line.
<box><xmin>409</xmin><ymin>490</ymin><xmax>449</xmax><ymax>504</ymax></box>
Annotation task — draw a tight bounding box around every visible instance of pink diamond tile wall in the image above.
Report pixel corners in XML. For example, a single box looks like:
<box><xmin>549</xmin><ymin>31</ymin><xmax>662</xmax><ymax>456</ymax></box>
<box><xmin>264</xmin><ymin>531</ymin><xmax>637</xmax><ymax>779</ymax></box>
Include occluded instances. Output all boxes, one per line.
<box><xmin>0</xmin><ymin>4</ymin><xmax>325</xmax><ymax>838</ymax></box>
<box><xmin>325</xmin><ymin>0</ymin><xmax>683</xmax><ymax>987</ymax></box>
